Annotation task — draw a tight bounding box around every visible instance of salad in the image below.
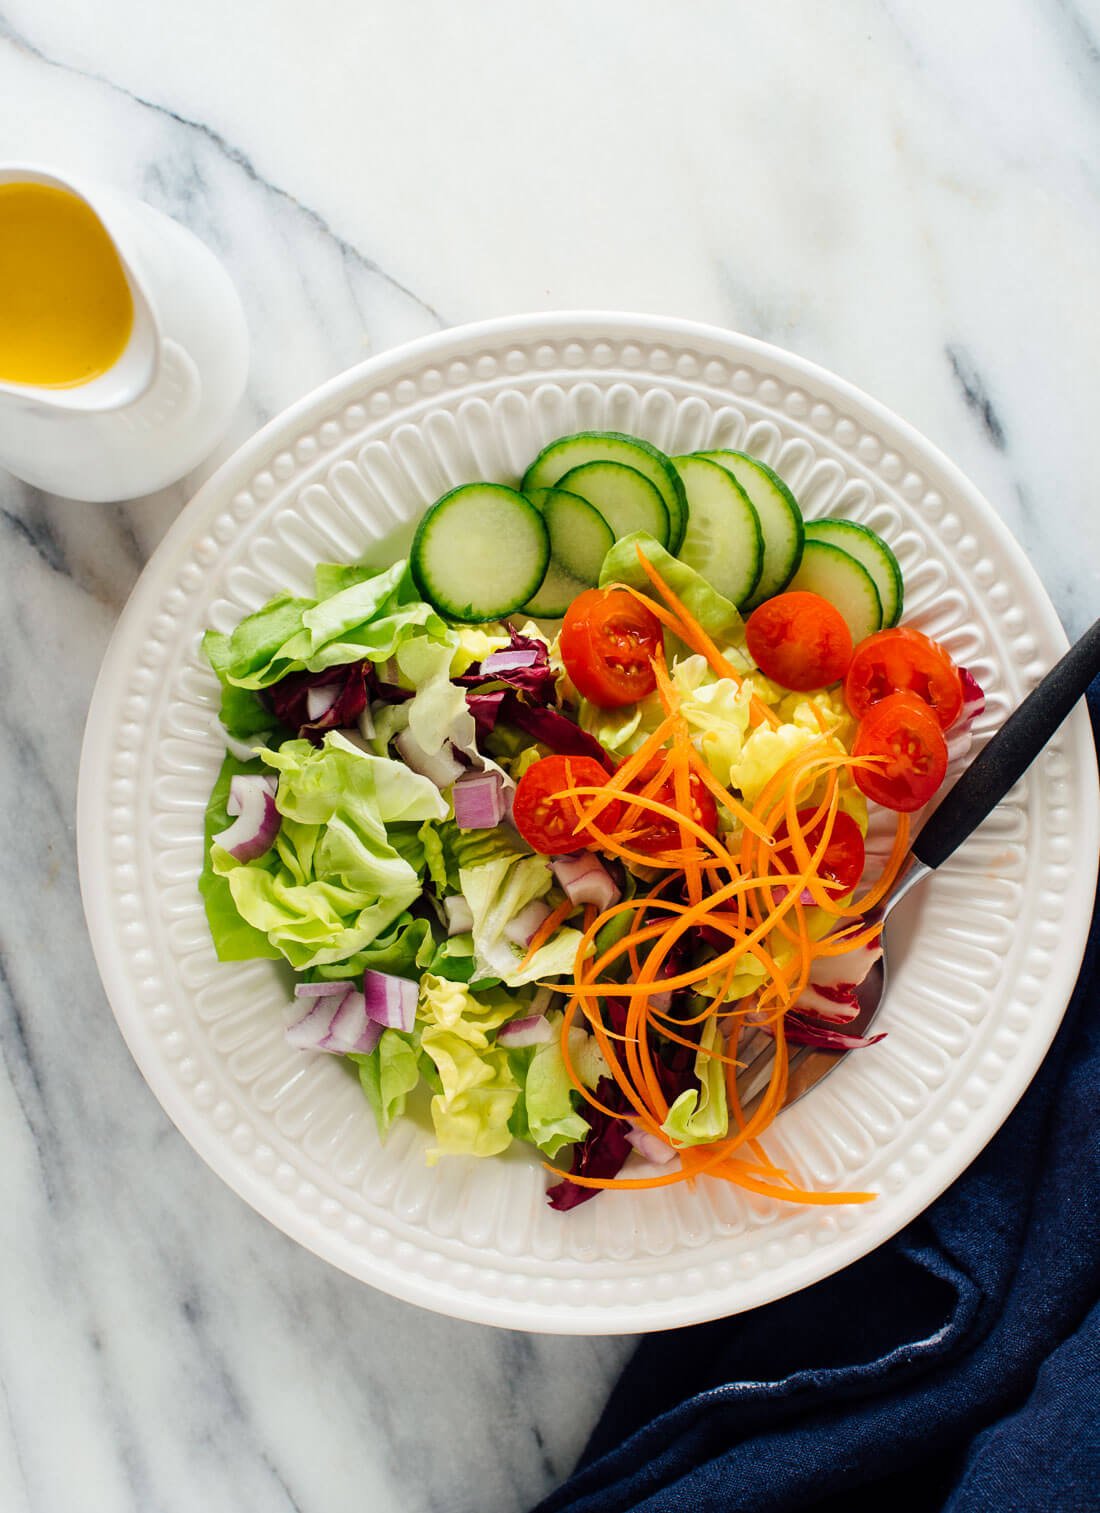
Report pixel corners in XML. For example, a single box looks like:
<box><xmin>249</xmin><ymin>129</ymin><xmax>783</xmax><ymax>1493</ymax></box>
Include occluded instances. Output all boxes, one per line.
<box><xmin>200</xmin><ymin>430</ymin><xmax>984</xmax><ymax>1210</ymax></box>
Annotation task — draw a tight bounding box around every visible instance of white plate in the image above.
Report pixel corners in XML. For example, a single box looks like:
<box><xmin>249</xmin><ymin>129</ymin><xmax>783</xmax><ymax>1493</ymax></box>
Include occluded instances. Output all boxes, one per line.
<box><xmin>78</xmin><ymin>314</ymin><xmax>1098</xmax><ymax>1334</ymax></box>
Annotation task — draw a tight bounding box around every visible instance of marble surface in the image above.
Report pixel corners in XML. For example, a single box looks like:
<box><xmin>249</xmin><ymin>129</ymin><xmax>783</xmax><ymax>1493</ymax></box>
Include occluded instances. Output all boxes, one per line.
<box><xmin>1</xmin><ymin>2</ymin><xmax>1099</xmax><ymax>1509</ymax></box>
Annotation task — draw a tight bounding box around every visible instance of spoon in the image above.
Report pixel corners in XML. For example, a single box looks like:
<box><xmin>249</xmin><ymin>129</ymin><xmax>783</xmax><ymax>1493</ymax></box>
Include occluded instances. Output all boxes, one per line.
<box><xmin>738</xmin><ymin>613</ymin><xmax>1100</xmax><ymax>1111</ymax></box>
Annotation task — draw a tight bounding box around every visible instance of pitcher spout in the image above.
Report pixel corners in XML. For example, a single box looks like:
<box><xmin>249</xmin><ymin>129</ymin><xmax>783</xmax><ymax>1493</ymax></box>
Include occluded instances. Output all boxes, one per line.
<box><xmin>0</xmin><ymin>163</ymin><xmax>160</xmax><ymax>414</ymax></box>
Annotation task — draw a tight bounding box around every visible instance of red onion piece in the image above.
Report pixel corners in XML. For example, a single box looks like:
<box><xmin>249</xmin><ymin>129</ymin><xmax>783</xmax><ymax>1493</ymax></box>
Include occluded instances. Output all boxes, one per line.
<box><xmin>497</xmin><ymin>1014</ymin><xmax>554</xmax><ymax>1048</ymax></box>
<box><xmin>452</xmin><ymin>770</ymin><xmax>505</xmax><ymax>830</ymax></box>
<box><xmin>215</xmin><ymin>774</ymin><xmax>282</xmax><ymax>862</ymax></box>
<box><xmin>294</xmin><ymin>980</ymin><xmax>355</xmax><ymax>1000</ymax></box>
<box><xmin>443</xmin><ymin>895</ymin><xmax>474</xmax><ymax>936</ymax></box>
<box><xmin>363</xmin><ymin>970</ymin><xmax>418</xmax><ymax>1031</ymax></box>
<box><xmin>285</xmin><ymin>990</ymin><xmax>383</xmax><ymax>1055</ymax></box>
<box><xmin>504</xmin><ymin>898</ymin><xmax>552</xmax><ymax>948</ymax></box>
<box><xmin>552</xmin><ymin>852</ymin><xmax>621</xmax><ymax>910</ymax></box>
<box><xmin>306</xmin><ymin>683</ymin><xmax>342</xmax><ymax>722</ymax></box>
<box><xmin>214</xmin><ymin>717</ymin><xmax>272</xmax><ymax>763</ymax></box>
<box><xmin>395</xmin><ymin>729</ymin><xmax>464</xmax><ymax>789</ymax></box>
<box><xmin>481</xmin><ymin>647</ymin><xmax>542</xmax><ymax>675</ymax></box>
<box><xmin>625</xmin><ymin>1127</ymin><xmax>677</xmax><ymax>1164</ymax></box>
<box><xmin>529</xmin><ymin>985</ymin><xmax>553</xmax><ymax>1017</ymax></box>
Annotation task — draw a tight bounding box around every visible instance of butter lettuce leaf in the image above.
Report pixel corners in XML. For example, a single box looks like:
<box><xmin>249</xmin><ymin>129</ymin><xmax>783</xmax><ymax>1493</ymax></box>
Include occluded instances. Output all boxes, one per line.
<box><xmin>351</xmin><ymin>1029</ymin><xmax>421</xmax><ymax>1136</ymax></box>
<box><xmin>661</xmin><ymin>1018</ymin><xmax>729</xmax><ymax>1146</ymax></box>
<box><xmin>417</xmin><ymin>974</ymin><xmax>521</xmax><ymax>1161</ymax></box>
<box><xmin>507</xmin><ymin>1011</ymin><xmax>591</xmax><ymax>1159</ymax></box>
<box><xmin>211</xmin><ymin>733</ymin><xmax>446</xmax><ymax>969</ymax></box>
<box><xmin>202</xmin><ymin>559</ymin><xmax>450</xmax><ymax>691</ymax></box>
<box><xmin>199</xmin><ymin>754</ymin><xmax>282</xmax><ymax>962</ymax></box>
<box><xmin>459</xmin><ymin>854</ymin><xmax>583</xmax><ymax>986</ymax></box>
<box><xmin>599</xmin><ymin>532</ymin><xmax>746</xmax><ymax>645</ymax></box>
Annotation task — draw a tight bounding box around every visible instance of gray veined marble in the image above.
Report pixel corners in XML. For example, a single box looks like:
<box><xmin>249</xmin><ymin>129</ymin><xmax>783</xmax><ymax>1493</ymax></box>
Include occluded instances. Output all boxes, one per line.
<box><xmin>1</xmin><ymin>0</ymin><xmax>1098</xmax><ymax>1509</ymax></box>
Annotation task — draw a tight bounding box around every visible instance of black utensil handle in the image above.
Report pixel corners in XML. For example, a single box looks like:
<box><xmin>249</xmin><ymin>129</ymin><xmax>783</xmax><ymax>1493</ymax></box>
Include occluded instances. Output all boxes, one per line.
<box><xmin>913</xmin><ymin>616</ymin><xmax>1100</xmax><ymax>872</ymax></box>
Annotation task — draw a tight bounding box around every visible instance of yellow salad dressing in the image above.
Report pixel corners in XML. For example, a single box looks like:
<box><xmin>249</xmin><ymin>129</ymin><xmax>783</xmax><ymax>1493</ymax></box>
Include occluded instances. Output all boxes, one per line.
<box><xmin>0</xmin><ymin>182</ymin><xmax>134</xmax><ymax>387</ymax></box>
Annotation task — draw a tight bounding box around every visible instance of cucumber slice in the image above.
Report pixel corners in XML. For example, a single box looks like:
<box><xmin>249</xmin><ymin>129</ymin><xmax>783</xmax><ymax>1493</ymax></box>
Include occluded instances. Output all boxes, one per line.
<box><xmin>411</xmin><ymin>483</ymin><xmax>550</xmax><ymax>623</ymax></box>
<box><xmin>557</xmin><ymin>461</ymin><xmax>670</xmax><ymax>548</ymax></box>
<box><xmin>803</xmin><ymin>518</ymin><xmax>903</xmax><ymax>628</ymax></box>
<box><xmin>523</xmin><ymin>431</ymin><xmax>688</xmax><ymax>552</ymax></box>
<box><xmin>670</xmin><ymin>455</ymin><xmax>763</xmax><ymax>608</ymax></box>
<box><xmin>693</xmin><ymin>451</ymin><xmax>804</xmax><ymax>609</ymax></box>
<box><xmin>521</xmin><ymin>488</ymin><xmax>614</xmax><ymax>617</ymax></box>
<box><xmin>785</xmin><ymin>540</ymin><xmax>883</xmax><ymax>644</ymax></box>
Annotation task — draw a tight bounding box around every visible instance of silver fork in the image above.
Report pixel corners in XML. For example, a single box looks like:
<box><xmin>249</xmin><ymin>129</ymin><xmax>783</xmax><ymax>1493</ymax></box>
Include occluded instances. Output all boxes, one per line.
<box><xmin>736</xmin><ymin>614</ymin><xmax>1100</xmax><ymax>1114</ymax></box>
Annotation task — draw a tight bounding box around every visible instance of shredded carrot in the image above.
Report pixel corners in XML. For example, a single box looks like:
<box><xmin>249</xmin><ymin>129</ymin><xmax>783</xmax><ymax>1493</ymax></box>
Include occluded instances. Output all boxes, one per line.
<box><xmin>517</xmin><ymin>898</ymin><xmax>575</xmax><ymax>972</ymax></box>
<box><xmin>536</xmin><ymin>658</ymin><xmax>916</xmax><ymax>1207</ymax></box>
<box><xmin>627</xmin><ymin>546</ymin><xmax>781</xmax><ymax>728</ymax></box>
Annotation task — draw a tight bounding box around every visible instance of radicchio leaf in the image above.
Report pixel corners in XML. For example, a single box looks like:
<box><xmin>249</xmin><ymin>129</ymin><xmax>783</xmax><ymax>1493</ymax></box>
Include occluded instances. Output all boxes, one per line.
<box><xmin>455</xmin><ymin>625</ymin><xmax>557</xmax><ymax>703</ymax></box>
<box><xmin>264</xmin><ymin>660</ymin><xmax>410</xmax><ymax>744</ymax></box>
<box><xmin>782</xmin><ymin>1013</ymin><xmax>886</xmax><ymax>1051</ymax></box>
<box><xmin>546</xmin><ymin>1077</ymin><xmax>633</xmax><ymax>1211</ymax></box>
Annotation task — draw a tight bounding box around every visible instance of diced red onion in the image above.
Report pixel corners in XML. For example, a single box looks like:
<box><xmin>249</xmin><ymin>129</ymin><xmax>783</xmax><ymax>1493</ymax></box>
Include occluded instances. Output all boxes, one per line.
<box><xmin>306</xmin><ymin>683</ymin><xmax>342</xmax><ymax>722</ymax></box>
<box><xmin>452</xmin><ymin>770</ymin><xmax>506</xmax><ymax>830</ymax></box>
<box><xmin>504</xmin><ymin>898</ymin><xmax>552</xmax><ymax>948</ymax></box>
<box><xmin>215</xmin><ymin>774</ymin><xmax>281</xmax><ymax>861</ymax></box>
<box><xmin>625</xmin><ymin>1126</ymin><xmax>678</xmax><ymax>1164</ymax></box>
<box><xmin>294</xmin><ymin>979</ymin><xmax>355</xmax><ymax>1000</ymax></box>
<box><xmin>481</xmin><ymin>648</ymin><xmax>542</xmax><ymax>675</ymax></box>
<box><xmin>213</xmin><ymin>717</ymin><xmax>272</xmax><ymax>763</ymax></box>
<box><xmin>443</xmin><ymin>895</ymin><xmax>474</xmax><ymax>936</ymax></box>
<box><xmin>395</xmin><ymin>729</ymin><xmax>464</xmax><ymax>788</ymax></box>
<box><xmin>552</xmin><ymin>852</ymin><xmax>621</xmax><ymax>910</ymax></box>
<box><xmin>285</xmin><ymin>989</ymin><xmax>383</xmax><ymax>1055</ymax></box>
<box><xmin>225</xmin><ymin>772</ymin><xmax>277</xmax><ymax>812</ymax></box>
<box><xmin>497</xmin><ymin>1014</ymin><xmax>554</xmax><ymax>1048</ymax></box>
<box><xmin>363</xmin><ymin>970</ymin><xmax>418</xmax><ymax>1032</ymax></box>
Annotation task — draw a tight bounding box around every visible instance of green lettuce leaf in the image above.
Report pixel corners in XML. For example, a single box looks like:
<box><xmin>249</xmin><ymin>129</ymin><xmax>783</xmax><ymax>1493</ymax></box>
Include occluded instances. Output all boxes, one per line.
<box><xmin>202</xmin><ymin>559</ymin><xmax>450</xmax><ymax>691</ymax></box>
<box><xmin>312</xmin><ymin>912</ymin><xmax>438</xmax><ymax>981</ymax></box>
<box><xmin>661</xmin><ymin>1018</ymin><xmax>729</xmax><ymax>1146</ymax></box>
<box><xmin>417</xmin><ymin>974</ymin><xmax>521</xmax><ymax>1161</ymax></box>
<box><xmin>211</xmin><ymin>733</ymin><xmax>446</xmax><ymax>969</ymax></box>
<box><xmin>599</xmin><ymin>532</ymin><xmax>746</xmax><ymax>645</ymax></box>
<box><xmin>351</xmin><ymin>1029</ymin><xmax>421</xmax><ymax>1135</ymax></box>
<box><xmin>506</xmin><ymin>1011</ymin><xmax>591</xmax><ymax>1158</ymax></box>
<box><xmin>459</xmin><ymin>854</ymin><xmax>583</xmax><ymax>985</ymax></box>
<box><xmin>198</xmin><ymin>754</ymin><xmax>282</xmax><ymax>961</ymax></box>
<box><xmin>397</xmin><ymin>634</ymin><xmax>473</xmax><ymax>757</ymax></box>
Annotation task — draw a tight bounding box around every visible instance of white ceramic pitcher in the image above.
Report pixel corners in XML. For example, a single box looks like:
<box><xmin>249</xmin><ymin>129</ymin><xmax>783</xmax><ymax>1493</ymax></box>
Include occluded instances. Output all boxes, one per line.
<box><xmin>0</xmin><ymin>164</ymin><xmax>248</xmax><ymax>501</ymax></box>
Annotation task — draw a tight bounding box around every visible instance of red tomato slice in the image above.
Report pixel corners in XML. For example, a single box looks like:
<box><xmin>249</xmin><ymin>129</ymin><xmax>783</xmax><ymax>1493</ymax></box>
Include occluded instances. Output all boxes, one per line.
<box><xmin>618</xmin><ymin>754</ymin><xmax>719</xmax><ymax>856</ymax></box>
<box><xmin>771</xmin><ymin>807</ymin><xmax>865</xmax><ymax>896</ymax></box>
<box><xmin>845</xmin><ymin>626</ymin><xmax>963</xmax><ymax>730</ymax></box>
<box><xmin>511</xmin><ymin>754</ymin><xmax>616</xmax><ymax>854</ymax></box>
<box><xmin>560</xmin><ymin>588</ymin><xmax>663</xmax><ymax>708</ymax></box>
<box><xmin>744</xmin><ymin>591</ymin><xmax>854</xmax><ymax>692</ymax></box>
<box><xmin>853</xmin><ymin>693</ymin><xmax>948</xmax><ymax>812</ymax></box>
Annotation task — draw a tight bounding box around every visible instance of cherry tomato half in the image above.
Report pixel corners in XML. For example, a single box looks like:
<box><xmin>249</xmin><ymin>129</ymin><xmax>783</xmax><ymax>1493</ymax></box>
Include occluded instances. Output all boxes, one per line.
<box><xmin>560</xmin><ymin>588</ymin><xmax>663</xmax><ymax>708</ymax></box>
<box><xmin>511</xmin><ymin>754</ymin><xmax>616</xmax><ymax>855</ymax></box>
<box><xmin>771</xmin><ymin>807</ymin><xmax>866</xmax><ymax>896</ymax></box>
<box><xmin>745</xmin><ymin>591</ymin><xmax>854</xmax><ymax>692</ymax></box>
<box><xmin>617</xmin><ymin>754</ymin><xmax>719</xmax><ymax>856</ymax></box>
<box><xmin>853</xmin><ymin>692</ymin><xmax>948</xmax><ymax>812</ymax></box>
<box><xmin>845</xmin><ymin>625</ymin><xmax>963</xmax><ymax>730</ymax></box>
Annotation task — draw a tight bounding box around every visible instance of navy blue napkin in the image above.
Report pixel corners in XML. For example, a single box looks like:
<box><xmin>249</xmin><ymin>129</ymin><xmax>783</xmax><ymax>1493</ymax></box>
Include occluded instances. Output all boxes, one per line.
<box><xmin>537</xmin><ymin>680</ymin><xmax>1100</xmax><ymax>1513</ymax></box>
